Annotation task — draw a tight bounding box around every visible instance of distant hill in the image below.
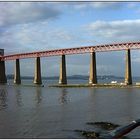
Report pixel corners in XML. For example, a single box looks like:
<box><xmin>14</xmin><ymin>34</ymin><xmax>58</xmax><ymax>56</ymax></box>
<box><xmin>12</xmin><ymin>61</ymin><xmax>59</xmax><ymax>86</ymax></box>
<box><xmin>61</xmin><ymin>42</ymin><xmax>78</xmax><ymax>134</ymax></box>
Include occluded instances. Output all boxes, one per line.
<box><xmin>6</xmin><ymin>74</ymin><xmax>126</xmax><ymax>80</ymax></box>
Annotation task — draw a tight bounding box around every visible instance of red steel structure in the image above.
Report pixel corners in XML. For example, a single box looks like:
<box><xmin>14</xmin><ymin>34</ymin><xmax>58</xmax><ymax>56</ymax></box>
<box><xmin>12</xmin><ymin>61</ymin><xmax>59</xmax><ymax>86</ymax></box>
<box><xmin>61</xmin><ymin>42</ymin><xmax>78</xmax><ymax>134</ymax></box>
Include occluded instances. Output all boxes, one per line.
<box><xmin>1</xmin><ymin>41</ymin><xmax>140</xmax><ymax>61</ymax></box>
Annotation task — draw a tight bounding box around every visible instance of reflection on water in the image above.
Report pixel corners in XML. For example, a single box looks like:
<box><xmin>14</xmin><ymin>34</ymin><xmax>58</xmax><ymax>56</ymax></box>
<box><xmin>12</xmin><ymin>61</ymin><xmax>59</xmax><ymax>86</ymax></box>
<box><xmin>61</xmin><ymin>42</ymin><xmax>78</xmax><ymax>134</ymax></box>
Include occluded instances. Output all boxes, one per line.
<box><xmin>0</xmin><ymin>88</ymin><xmax>8</xmax><ymax>110</ymax></box>
<box><xmin>0</xmin><ymin>80</ymin><xmax>140</xmax><ymax>138</ymax></box>
<box><xmin>35</xmin><ymin>87</ymin><xmax>42</xmax><ymax>105</ymax></box>
<box><xmin>16</xmin><ymin>88</ymin><xmax>23</xmax><ymax>107</ymax></box>
<box><xmin>59</xmin><ymin>89</ymin><xmax>69</xmax><ymax>104</ymax></box>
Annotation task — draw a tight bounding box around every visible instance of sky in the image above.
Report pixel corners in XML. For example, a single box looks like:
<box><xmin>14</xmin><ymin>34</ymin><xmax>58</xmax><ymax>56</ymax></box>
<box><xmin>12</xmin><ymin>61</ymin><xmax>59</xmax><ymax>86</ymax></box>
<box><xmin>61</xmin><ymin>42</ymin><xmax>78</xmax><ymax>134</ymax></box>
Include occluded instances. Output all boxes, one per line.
<box><xmin>1</xmin><ymin>1</ymin><xmax>140</xmax><ymax>77</ymax></box>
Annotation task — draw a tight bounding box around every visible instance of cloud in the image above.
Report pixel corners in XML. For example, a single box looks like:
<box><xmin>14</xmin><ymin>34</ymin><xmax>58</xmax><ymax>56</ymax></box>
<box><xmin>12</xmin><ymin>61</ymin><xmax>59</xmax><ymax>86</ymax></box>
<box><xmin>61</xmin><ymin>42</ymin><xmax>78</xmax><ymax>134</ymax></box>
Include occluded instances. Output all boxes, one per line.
<box><xmin>90</xmin><ymin>2</ymin><xmax>123</xmax><ymax>9</ymax></box>
<box><xmin>73</xmin><ymin>2</ymin><xmax>124</xmax><ymax>10</ymax></box>
<box><xmin>0</xmin><ymin>1</ymin><xmax>126</xmax><ymax>28</ymax></box>
<box><xmin>0</xmin><ymin>2</ymin><xmax>61</xmax><ymax>27</ymax></box>
<box><xmin>86</xmin><ymin>19</ymin><xmax>140</xmax><ymax>43</ymax></box>
<box><xmin>0</xmin><ymin>20</ymin><xmax>100</xmax><ymax>54</ymax></box>
<box><xmin>127</xmin><ymin>2</ymin><xmax>140</xmax><ymax>10</ymax></box>
<box><xmin>125</xmin><ymin>2</ymin><xmax>140</xmax><ymax>15</ymax></box>
<box><xmin>0</xmin><ymin>23</ymin><xmax>74</xmax><ymax>53</ymax></box>
<box><xmin>0</xmin><ymin>2</ymin><xmax>129</xmax><ymax>54</ymax></box>
<box><xmin>0</xmin><ymin>2</ymin><xmax>62</xmax><ymax>54</ymax></box>
<box><xmin>127</xmin><ymin>3</ymin><xmax>138</xmax><ymax>8</ymax></box>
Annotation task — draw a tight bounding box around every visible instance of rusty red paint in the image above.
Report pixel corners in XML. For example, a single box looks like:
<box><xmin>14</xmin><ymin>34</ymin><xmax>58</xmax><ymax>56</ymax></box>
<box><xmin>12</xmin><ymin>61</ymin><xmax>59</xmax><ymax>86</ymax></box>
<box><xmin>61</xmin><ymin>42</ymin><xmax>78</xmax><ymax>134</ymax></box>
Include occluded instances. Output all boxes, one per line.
<box><xmin>1</xmin><ymin>41</ymin><xmax>140</xmax><ymax>61</ymax></box>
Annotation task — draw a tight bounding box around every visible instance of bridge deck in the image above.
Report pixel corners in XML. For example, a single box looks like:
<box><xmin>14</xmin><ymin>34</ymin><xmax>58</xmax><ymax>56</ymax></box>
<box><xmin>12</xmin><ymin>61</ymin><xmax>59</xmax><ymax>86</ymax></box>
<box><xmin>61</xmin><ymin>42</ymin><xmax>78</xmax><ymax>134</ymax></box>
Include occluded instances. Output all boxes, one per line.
<box><xmin>1</xmin><ymin>41</ymin><xmax>140</xmax><ymax>61</ymax></box>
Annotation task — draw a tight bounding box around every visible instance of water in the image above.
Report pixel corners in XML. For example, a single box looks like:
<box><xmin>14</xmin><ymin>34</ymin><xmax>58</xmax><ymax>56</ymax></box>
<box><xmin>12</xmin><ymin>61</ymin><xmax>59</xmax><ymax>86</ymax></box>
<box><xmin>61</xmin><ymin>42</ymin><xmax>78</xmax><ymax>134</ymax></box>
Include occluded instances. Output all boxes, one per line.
<box><xmin>0</xmin><ymin>79</ymin><xmax>140</xmax><ymax>138</ymax></box>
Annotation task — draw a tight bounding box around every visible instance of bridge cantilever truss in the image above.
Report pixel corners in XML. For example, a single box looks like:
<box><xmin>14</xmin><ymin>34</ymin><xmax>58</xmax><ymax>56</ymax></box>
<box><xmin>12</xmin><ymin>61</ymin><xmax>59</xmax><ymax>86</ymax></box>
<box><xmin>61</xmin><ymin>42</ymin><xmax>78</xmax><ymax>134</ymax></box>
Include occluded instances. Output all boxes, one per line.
<box><xmin>0</xmin><ymin>41</ymin><xmax>139</xmax><ymax>85</ymax></box>
<box><xmin>1</xmin><ymin>41</ymin><xmax>140</xmax><ymax>61</ymax></box>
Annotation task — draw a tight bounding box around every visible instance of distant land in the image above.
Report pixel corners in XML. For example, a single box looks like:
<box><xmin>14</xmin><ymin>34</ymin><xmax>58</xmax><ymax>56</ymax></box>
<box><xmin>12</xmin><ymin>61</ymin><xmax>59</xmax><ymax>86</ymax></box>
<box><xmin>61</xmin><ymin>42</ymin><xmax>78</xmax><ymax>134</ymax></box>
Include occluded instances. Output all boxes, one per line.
<box><xmin>6</xmin><ymin>74</ymin><xmax>140</xmax><ymax>80</ymax></box>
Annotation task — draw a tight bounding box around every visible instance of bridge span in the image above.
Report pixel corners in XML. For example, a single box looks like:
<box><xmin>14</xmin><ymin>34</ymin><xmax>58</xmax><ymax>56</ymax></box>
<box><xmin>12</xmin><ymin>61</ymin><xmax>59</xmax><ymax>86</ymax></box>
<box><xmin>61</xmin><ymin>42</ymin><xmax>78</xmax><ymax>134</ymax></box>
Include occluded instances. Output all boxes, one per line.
<box><xmin>0</xmin><ymin>41</ymin><xmax>140</xmax><ymax>85</ymax></box>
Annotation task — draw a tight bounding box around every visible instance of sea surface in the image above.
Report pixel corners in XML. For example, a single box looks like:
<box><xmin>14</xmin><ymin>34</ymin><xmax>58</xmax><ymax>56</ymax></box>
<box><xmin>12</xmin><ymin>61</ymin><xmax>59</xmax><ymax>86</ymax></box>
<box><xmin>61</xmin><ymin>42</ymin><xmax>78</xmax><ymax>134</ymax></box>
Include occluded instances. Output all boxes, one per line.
<box><xmin>0</xmin><ymin>79</ymin><xmax>140</xmax><ymax>138</ymax></box>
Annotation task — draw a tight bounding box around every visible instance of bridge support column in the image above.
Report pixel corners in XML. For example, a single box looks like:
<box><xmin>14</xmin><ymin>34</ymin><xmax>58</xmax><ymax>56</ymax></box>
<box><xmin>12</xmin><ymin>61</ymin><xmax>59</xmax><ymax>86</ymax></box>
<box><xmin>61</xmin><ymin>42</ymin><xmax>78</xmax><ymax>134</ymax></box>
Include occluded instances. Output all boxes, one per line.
<box><xmin>0</xmin><ymin>49</ymin><xmax>7</xmax><ymax>84</ymax></box>
<box><xmin>34</xmin><ymin>57</ymin><xmax>42</xmax><ymax>85</ymax></box>
<box><xmin>89</xmin><ymin>52</ymin><xmax>97</xmax><ymax>84</ymax></box>
<box><xmin>14</xmin><ymin>59</ymin><xmax>21</xmax><ymax>84</ymax></box>
<box><xmin>124</xmin><ymin>49</ymin><xmax>132</xmax><ymax>85</ymax></box>
<box><xmin>59</xmin><ymin>55</ymin><xmax>67</xmax><ymax>84</ymax></box>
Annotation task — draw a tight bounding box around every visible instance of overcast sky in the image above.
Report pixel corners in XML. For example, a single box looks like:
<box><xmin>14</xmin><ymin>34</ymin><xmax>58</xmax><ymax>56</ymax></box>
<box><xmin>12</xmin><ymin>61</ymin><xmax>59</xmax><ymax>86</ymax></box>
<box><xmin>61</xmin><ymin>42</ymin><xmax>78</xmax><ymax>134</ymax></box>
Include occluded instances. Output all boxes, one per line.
<box><xmin>1</xmin><ymin>2</ymin><xmax>140</xmax><ymax>77</ymax></box>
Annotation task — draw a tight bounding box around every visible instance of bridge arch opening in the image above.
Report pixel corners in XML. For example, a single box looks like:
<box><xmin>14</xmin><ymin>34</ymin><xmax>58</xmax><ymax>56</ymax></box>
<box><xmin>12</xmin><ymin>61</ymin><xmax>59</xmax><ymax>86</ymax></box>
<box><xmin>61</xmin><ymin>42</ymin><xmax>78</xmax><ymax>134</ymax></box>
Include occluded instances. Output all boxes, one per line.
<box><xmin>5</xmin><ymin>61</ymin><xmax>14</xmax><ymax>84</ymax></box>
<box><xmin>66</xmin><ymin>53</ymin><xmax>90</xmax><ymax>84</ymax></box>
<box><xmin>42</xmin><ymin>56</ymin><xmax>59</xmax><ymax>85</ymax></box>
<box><xmin>131</xmin><ymin>50</ymin><xmax>140</xmax><ymax>84</ymax></box>
<box><xmin>96</xmin><ymin>51</ymin><xmax>125</xmax><ymax>84</ymax></box>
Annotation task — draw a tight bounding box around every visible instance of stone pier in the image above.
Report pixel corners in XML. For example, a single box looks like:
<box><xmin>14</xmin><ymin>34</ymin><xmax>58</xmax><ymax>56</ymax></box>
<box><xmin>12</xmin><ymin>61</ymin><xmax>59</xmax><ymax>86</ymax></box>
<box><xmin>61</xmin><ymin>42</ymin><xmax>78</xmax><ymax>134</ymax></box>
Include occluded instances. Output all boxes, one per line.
<box><xmin>89</xmin><ymin>52</ymin><xmax>97</xmax><ymax>84</ymax></box>
<box><xmin>34</xmin><ymin>57</ymin><xmax>42</xmax><ymax>85</ymax></box>
<box><xmin>0</xmin><ymin>49</ymin><xmax>7</xmax><ymax>84</ymax></box>
<box><xmin>124</xmin><ymin>49</ymin><xmax>132</xmax><ymax>85</ymax></box>
<box><xmin>14</xmin><ymin>59</ymin><xmax>21</xmax><ymax>84</ymax></box>
<box><xmin>59</xmin><ymin>55</ymin><xmax>67</xmax><ymax>84</ymax></box>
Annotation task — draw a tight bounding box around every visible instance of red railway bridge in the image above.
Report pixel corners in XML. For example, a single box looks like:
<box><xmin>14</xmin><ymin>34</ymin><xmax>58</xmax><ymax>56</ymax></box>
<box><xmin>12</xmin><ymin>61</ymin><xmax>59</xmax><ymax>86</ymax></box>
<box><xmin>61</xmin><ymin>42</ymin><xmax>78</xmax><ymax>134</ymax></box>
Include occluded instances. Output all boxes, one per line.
<box><xmin>0</xmin><ymin>41</ymin><xmax>140</xmax><ymax>85</ymax></box>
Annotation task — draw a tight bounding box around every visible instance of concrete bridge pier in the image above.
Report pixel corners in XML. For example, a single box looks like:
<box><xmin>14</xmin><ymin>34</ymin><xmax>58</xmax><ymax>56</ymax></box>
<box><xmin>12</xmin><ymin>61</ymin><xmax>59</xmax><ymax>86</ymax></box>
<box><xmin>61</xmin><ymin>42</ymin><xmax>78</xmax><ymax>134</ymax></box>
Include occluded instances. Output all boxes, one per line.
<box><xmin>14</xmin><ymin>59</ymin><xmax>21</xmax><ymax>84</ymax></box>
<box><xmin>0</xmin><ymin>61</ymin><xmax>7</xmax><ymax>84</ymax></box>
<box><xmin>34</xmin><ymin>57</ymin><xmax>42</xmax><ymax>85</ymax></box>
<box><xmin>124</xmin><ymin>49</ymin><xmax>132</xmax><ymax>85</ymax></box>
<box><xmin>59</xmin><ymin>55</ymin><xmax>67</xmax><ymax>85</ymax></box>
<box><xmin>0</xmin><ymin>49</ymin><xmax>7</xmax><ymax>84</ymax></box>
<box><xmin>89</xmin><ymin>52</ymin><xmax>97</xmax><ymax>84</ymax></box>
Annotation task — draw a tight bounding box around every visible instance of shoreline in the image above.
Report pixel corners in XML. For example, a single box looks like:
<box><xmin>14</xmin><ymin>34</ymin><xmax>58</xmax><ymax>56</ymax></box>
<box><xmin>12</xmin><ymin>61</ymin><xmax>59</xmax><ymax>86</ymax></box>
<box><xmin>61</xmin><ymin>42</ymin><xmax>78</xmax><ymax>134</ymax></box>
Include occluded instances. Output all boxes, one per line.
<box><xmin>1</xmin><ymin>83</ymin><xmax>140</xmax><ymax>88</ymax></box>
<box><xmin>49</xmin><ymin>84</ymin><xmax>140</xmax><ymax>88</ymax></box>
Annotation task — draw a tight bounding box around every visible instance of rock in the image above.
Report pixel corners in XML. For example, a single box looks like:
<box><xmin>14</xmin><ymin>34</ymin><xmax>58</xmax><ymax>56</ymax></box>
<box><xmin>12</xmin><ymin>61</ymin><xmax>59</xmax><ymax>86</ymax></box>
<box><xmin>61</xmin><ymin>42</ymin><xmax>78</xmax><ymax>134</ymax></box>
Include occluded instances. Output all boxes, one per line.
<box><xmin>74</xmin><ymin>130</ymin><xmax>99</xmax><ymax>138</ymax></box>
<box><xmin>86</xmin><ymin>122</ymin><xmax>120</xmax><ymax>130</ymax></box>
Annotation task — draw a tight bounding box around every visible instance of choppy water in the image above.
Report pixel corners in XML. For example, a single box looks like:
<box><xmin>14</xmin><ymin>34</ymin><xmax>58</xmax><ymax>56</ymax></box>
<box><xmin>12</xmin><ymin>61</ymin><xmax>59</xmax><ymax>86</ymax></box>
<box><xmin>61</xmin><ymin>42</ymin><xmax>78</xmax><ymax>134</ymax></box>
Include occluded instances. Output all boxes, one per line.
<box><xmin>0</xmin><ymin>79</ymin><xmax>140</xmax><ymax>138</ymax></box>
